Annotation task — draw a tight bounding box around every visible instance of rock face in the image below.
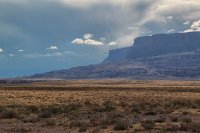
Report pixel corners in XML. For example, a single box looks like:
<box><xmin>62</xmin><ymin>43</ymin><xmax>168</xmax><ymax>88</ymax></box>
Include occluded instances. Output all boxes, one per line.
<box><xmin>104</xmin><ymin>32</ymin><xmax>200</xmax><ymax>62</ymax></box>
<box><xmin>30</xmin><ymin>32</ymin><xmax>200</xmax><ymax>79</ymax></box>
<box><xmin>103</xmin><ymin>47</ymin><xmax>131</xmax><ymax>63</ymax></box>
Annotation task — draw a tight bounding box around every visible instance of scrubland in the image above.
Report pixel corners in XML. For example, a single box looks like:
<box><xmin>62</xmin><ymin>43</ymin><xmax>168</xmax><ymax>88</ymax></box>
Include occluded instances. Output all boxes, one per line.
<box><xmin>0</xmin><ymin>80</ymin><xmax>200</xmax><ymax>133</ymax></box>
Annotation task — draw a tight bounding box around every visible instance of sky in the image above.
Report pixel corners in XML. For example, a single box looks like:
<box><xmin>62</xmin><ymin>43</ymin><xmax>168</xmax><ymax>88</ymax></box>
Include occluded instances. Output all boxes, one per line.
<box><xmin>0</xmin><ymin>0</ymin><xmax>200</xmax><ymax>78</ymax></box>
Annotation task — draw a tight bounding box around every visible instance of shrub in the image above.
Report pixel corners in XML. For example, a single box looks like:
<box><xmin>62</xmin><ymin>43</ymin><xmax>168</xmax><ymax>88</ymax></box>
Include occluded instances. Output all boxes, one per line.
<box><xmin>64</xmin><ymin>103</ymin><xmax>82</xmax><ymax>113</ymax></box>
<box><xmin>143</xmin><ymin>111</ymin><xmax>157</xmax><ymax>116</ymax></box>
<box><xmin>170</xmin><ymin>116</ymin><xmax>178</xmax><ymax>122</ymax></box>
<box><xmin>165</xmin><ymin>123</ymin><xmax>179</xmax><ymax>132</ymax></box>
<box><xmin>131</xmin><ymin>103</ymin><xmax>141</xmax><ymax>113</ymax></box>
<box><xmin>26</xmin><ymin>105</ymin><xmax>39</xmax><ymax>113</ymax></box>
<box><xmin>92</xmin><ymin>106</ymin><xmax>105</xmax><ymax>112</ymax></box>
<box><xmin>114</xmin><ymin>119</ymin><xmax>129</xmax><ymax>131</ymax></box>
<box><xmin>39</xmin><ymin>109</ymin><xmax>52</xmax><ymax>118</ymax></box>
<box><xmin>103</xmin><ymin>101</ymin><xmax>116</xmax><ymax>112</ymax></box>
<box><xmin>154</xmin><ymin>116</ymin><xmax>166</xmax><ymax>123</ymax></box>
<box><xmin>45</xmin><ymin>118</ymin><xmax>56</xmax><ymax>126</ymax></box>
<box><xmin>181</xmin><ymin>117</ymin><xmax>192</xmax><ymax>124</ymax></box>
<box><xmin>0</xmin><ymin>106</ymin><xmax>7</xmax><ymax>113</ymax></box>
<box><xmin>131</xmin><ymin>107</ymin><xmax>140</xmax><ymax>113</ymax></box>
<box><xmin>22</xmin><ymin>114</ymin><xmax>39</xmax><ymax>123</ymax></box>
<box><xmin>96</xmin><ymin>117</ymin><xmax>117</xmax><ymax>127</ymax></box>
<box><xmin>141</xmin><ymin>120</ymin><xmax>155</xmax><ymax>130</ymax></box>
<box><xmin>92</xmin><ymin>127</ymin><xmax>101</xmax><ymax>133</ymax></box>
<box><xmin>1</xmin><ymin>110</ymin><xmax>18</xmax><ymax>119</ymax></box>
<box><xmin>19</xmin><ymin>127</ymin><xmax>32</xmax><ymax>132</ymax></box>
<box><xmin>189</xmin><ymin>122</ymin><xmax>200</xmax><ymax>132</ymax></box>
<box><xmin>179</xmin><ymin>123</ymin><xmax>188</xmax><ymax>131</ymax></box>
<box><xmin>182</xmin><ymin>111</ymin><xmax>189</xmax><ymax>115</ymax></box>
<box><xmin>70</xmin><ymin>120</ymin><xmax>90</xmax><ymax>128</ymax></box>
<box><xmin>47</xmin><ymin>106</ymin><xmax>62</xmax><ymax>114</ymax></box>
<box><xmin>79</xmin><ymin>126</ymin><xmax>87</xmax><ymax>132</ymax></box>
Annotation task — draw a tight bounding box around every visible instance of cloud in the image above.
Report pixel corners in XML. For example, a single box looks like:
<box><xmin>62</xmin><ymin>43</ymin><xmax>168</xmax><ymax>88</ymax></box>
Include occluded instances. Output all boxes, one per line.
<box><xmin>167</xmin><ymin>29</ymin><xmax>176</xmax><ymax>33</ymax></box>
<box><xmin>8</xmin><ymin>54</ymin><xmax>15</xmax><ymax>57</ymax></box>
<box><xmin>83</xmin><ymin>33</ymin><xmax>93</xmax><ymax>39</ymax></box>
<box><xmin>72</xmin><ymin>33</ymin><xmax>103</xmax><ymax>46</ymax></box>
<box><xmin>72</xmin><ymin>38</ymin><xmax>103</xmax><ymax>46</ymax></box>
<box><xmin>100</xmin><ymin>38</ymin><xmax>106</xmax><ymax>41</ymax></box>
<box><xmin>0</xmin><ymin>48</ymin><xmax>3</xmax><ymax>53</ymax></box>
<box><xmin>18</xmin><ymin>49</ymin><xmax>24</xmax><ymax>52</ymax></box>
<box><xmin>84</xmin><ymin>39</ymin><xmax>103</xmax><ymax>46</ymax></box>
<box><xmin>166</xmin><ymin>16</ymin><xmax>173</xmax><ymax>20</ymax></box>
<box><xmin>72</xmin><ymin>38</ymin><xmax>84</xmax><ymax>44</ymax></box>
<box><xmin>47</xmin><ymin>46</ymin><xmax>58</xmax><ymax>50</ymax></box>
<box><xmin>184</xmin><ymin>19</ymin><xmax>200</xmax><ymax>32</ymax></box>
<box><xmin>24</xmin><ymin>51</ymin><xmax>79</xmax><ymax>58</ymax></box>
<box><xmin>58</xmin><ymin>0</ymin><xmax>146</xmax><ymax>8</ymax></box>
<box><xmin>128</xmin><ymin>27</ymin><xmax>139</xmax><ymax>30</ymax></box>
<box><xmin>25</xmin><ymin>52</ymin><xmax>62</xmax><ymax>58</ymax></box>
<box><xmin>183</xmin><ymin>21</ymin><xmax>190</xmax><ymax>25</ymax></box>
<box><xmin>108</xmin><ymin>41</ymin><xmax>117</xmax><ymax>46</ymax></box>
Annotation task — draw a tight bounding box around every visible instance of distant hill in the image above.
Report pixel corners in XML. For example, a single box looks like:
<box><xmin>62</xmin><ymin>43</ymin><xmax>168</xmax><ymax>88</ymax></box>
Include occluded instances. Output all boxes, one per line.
<box><xmin>30</xmin><ymin>32</ymin><xmax>200</xmax><ymax>80</ymax></box>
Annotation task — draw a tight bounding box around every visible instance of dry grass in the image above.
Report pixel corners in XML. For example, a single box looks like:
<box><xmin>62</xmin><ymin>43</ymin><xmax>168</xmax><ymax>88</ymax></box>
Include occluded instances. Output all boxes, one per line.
<box><xmin>0</xmin><ymin>80</ymin><xmax>200</xmax><ymax>133</ymax></box>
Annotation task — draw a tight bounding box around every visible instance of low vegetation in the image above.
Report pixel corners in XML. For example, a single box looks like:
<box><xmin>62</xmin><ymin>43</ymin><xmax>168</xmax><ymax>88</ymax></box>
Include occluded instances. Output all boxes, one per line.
<box><xmin>0</xmin><ymin>80</ymin><xmax>200</xmax><ymax>132</ymax></box>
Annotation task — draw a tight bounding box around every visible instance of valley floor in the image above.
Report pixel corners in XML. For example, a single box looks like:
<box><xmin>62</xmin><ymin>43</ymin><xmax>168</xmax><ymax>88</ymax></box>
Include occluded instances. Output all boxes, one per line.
<box><xmin>0</xmin><ymin>80</ymin><xmax>200</xmax><ymax>133</ymax></box>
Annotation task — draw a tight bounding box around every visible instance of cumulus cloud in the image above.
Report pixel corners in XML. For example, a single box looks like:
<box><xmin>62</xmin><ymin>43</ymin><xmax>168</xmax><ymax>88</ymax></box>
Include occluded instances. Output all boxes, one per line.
<box><xmin>84</xmin><ymin>39</ymin><xmax>103</xmax><ymax>46</ymax></box>
<box><xmin>166</xmin><ymin>16</ymin><xmax>173</xmax><ymax>20</ymax></box>
<box><xmin>0</xmin><ymin>48</ymin><xmax>3</xmax><ymax>53</ymax></box>
<box><xmin>47</xmin><ymin>46</ymin><xmax>58</xmax><ymax>50</ymax></box>
<box><xmin>83</xmin><ymin>33</ymin><xmax>93</xmax><ymax>39</ymax></box>
<box><xmin>72</xmin><ymin>33</ymin><xmax>103</xmax><ymax>46</ymax></box>
<box><xmin>184</xmin><ymin>19</ymin><xmax>200</xmax><ymax>32</ymax></box>
<box><xmin>72</xmin><ymin>38</ymin><xmax>103</xmax><ymax>46</ymax></box>
<box><xmin>183</xmin><ymin>21</ymin><xmax>190</xmax><ymax>25</ymax></box>
<box><xmin>128</xmin><ymin>27</ymin><xmax>139</xmax><ymax>30</ymax></box>
<box><xmin>18</xmin><ymin>49</ymin><xmax>24</xmax><ymax>52</ymax></box>
<box><xmin>167</xmin><ymin>29</ymin><xmax>176</xmax><ymax>33</ymax></box>
<box><xmin>8</xmin><ymin>54</ymin><xmax>15</xmax><ymax>57</ymax></box>
<box><xmin>108</xmin><ymin>41</ymin><xmax>117</xmax><ymax>46</ymax></box>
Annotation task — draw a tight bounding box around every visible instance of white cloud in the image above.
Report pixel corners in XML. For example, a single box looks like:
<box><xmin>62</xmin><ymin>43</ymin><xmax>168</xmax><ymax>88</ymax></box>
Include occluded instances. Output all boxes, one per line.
<box><xmin>191</xmin><ymin>20</ymin><xmax>200</xmax><ymax>30</ymax></box>
<box><xmin>184</xmin><ymin>19</ymin><xmax>200</xmax><ymax>32</ymax></box>
<box><xmin>72</xmin><ymin>38</ymin><xmax>84</xmax><ymax>44</ymax></box>
<box><xmin>47</xmin><ymin>46</ymin><xmax>58</xmax><ymax>50</ymax></box>
<box><xmin>83</xmin><ymin>33</ymin><xmax>93</xmax><ymax>39</ymax></box>
<box><xmin>108</xmin><ymin>41</ymin><xmax>117</xmax><ymax>46</ymax></box>
<box><xmin>8</xmin><ymin>54</ymin><xmax>15</xmax><ymax>57</ymax></box>
<box><xmin>25</xmin><ymin>52</ymin><xmax>62</xmax><ymax>58</ymax></box>
<box><xmin>166</xmin><ymin>16</ymin><xmax>173</xmax><ymax>20</ymax></box>
<box><xmin>84</xmin><ymin>39</ymin><xmax>103</xmax><ymax>46</ymax></box>
<box><xmin>100</xmin><ymin>38</ymin><xmax>106</xmax><ymax>41</ymax></box>
<box><xmin>72</xmin><ymin>34</ymin><xmax>103</xmax><ymax>46</ymax></box>
<box><xmin>167</xmin><ymin>29</ymin><xmax>176</xmax><ymax>33</ymax></box>
<box><xmin>72</xmin><ymin>38</ymin><xmax>103</xmax><ymax>46</ymax></box>
<box><xmin>0</xmin><ymin>48</ymin><xmax>3</xmax><ymax>53</ymax></box>
<box><xmin>183</xmin><ymin>21</ymin><xmax>190</xmax><ymax>25</ymax></box>
<box><xmin>58</xmin><ymin>0</ymin><xmax>141</xmax><ymax>8</ymax></box>
<box><xmin>128</xmin><ymin>27</ymin><xmax>139</xmax><ymax>30</ymax></box>
<box><xmin>25</xmin><ymin>51</ymin><xmax>79</xmax><ymax>58</ymax></box>
<box><xmin>18</xmin><ymin>49</ymin><xmax>24</xmax><ymax>52</ymax></box>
